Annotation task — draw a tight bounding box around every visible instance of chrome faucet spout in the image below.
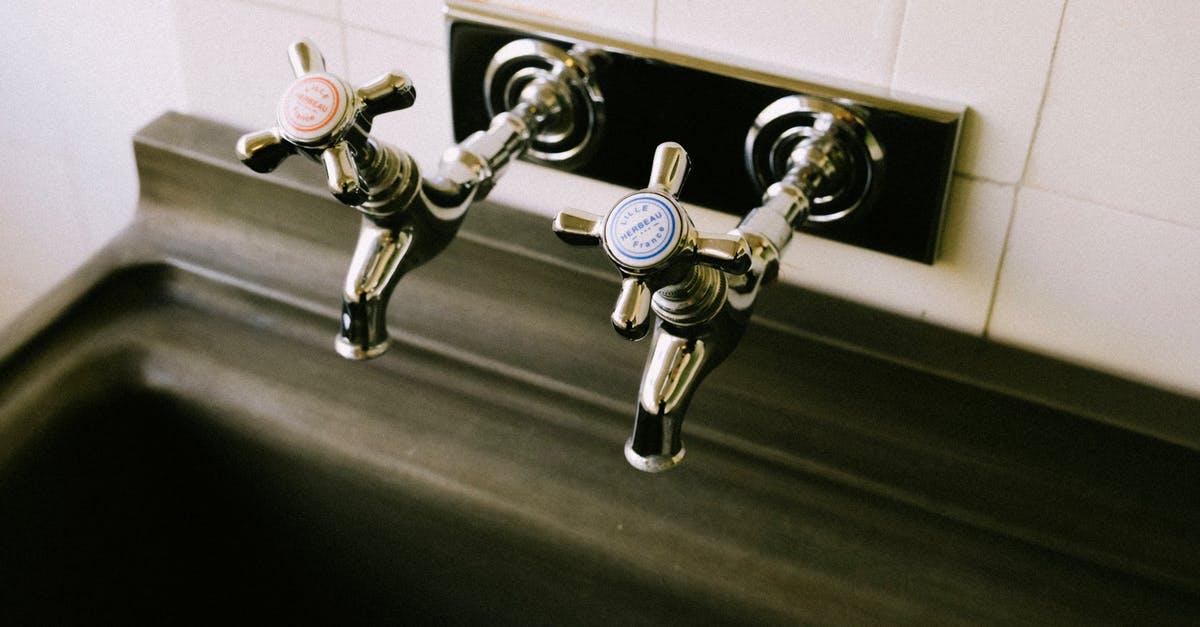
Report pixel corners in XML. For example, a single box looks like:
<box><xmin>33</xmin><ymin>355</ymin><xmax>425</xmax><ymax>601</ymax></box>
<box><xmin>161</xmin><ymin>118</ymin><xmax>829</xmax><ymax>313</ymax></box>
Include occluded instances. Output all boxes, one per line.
<box><xmin>628</xmin><ymin>329</ymin><xmax>697</xmax><ymax>469</ymax></box>
<box><xmin>335</xmin><ymin>219</ymin><xmax>413</xmax><ymax>360</ymax></box>
<box><xmin>628</xmin><ymin>403</ymin><xmax>686</xmax><ymax>472</ymax></box>
<box><xmin>626</xmin><ymin>316</ymin><xmax>746</xmax><ymax>472</ymax></box>
<box><xmin>554</xmin><ymin>142</ymin><xmax>757</xmax><ymax>472</ymax></box>
<box><xmin>557</xmin><ymin>121</ymin><xmax>875</xmax><ymax>471</ymax></box>
<box><xmin>238</xmin><ymin>38</ymin><xmax>606</xmax><ymax>360</ymax></box>
<box><xmin>332</xmin><ymin>95</ymin><xmax>555</xmax><ymax>360</ymax></box>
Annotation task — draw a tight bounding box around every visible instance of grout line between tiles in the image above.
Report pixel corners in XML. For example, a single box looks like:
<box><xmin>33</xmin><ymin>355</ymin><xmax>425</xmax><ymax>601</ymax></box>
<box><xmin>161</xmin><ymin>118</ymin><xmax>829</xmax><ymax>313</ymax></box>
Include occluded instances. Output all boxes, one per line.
<box><xmin>1017</xmin><ymin>183</ymin><xmax>1200</xmax><ymax>232</ymax></box>
<box><xmin>981</xmin><ymin>0</ymin><xmax>1070</xmax><ymax>340</ymax></box>
<box><xmin>239</xmin><ymin>0</ymin><xmax>337</xmax><ymax>21</ymax></box>
<box><xmin>340</xmin><ymin>21</ymin><xmax>447</xmax><ymax>53</ymax></box>
<box><xmin>651</xmin><ymin>0</ymin><xmax>658</xmax><ymax>44</ymax></box>
<box><xmin>337</xmin><ymin>0</ymin><xmax>351</xmax><ymax>77</ymax></box>
<box><xmin>950</xmin><ymin>170</ymin><xmax>1012</xmax><ymax>186</ymax></box>
<box><xmin>886</xmin><ymin>0</ymin><xmax>911</xmax><ymax>87</ymax></box>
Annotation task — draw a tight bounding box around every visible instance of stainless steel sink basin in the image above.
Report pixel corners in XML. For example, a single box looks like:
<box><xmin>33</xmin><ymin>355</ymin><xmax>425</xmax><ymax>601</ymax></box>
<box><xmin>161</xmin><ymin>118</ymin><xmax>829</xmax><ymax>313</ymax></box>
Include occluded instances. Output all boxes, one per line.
<box><xmin>0</xmin><ymin>266</ymin><xmax>763</xmax><ymax>625</ymax></box>
<box><xmin>0</xmin><ymin>322</ymin><xmax>709</xmax><ymax>625</ymax></box>
<box><xmin>1</xmin><ymin>113</ymin><xmax>1198</xmax><ymax>625</ymax></box>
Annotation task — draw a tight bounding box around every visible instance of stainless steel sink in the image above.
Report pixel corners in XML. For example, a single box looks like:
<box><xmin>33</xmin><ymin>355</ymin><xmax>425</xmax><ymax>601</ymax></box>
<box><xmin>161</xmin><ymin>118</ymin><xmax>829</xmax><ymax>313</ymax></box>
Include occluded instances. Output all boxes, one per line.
<box><xmin>0</xmin><ymin>305</ymin><xmax>717</xmax><ymax>624</ymax></box>
<box><xmin>0</xmin><ymin>265</ymin><xmax>767</xmax><ymax>625</ymax></box>
<box><xmin>1</xmin><ymin>113</ymin><xmax>1198</xmax><ymax>625</ymax></box>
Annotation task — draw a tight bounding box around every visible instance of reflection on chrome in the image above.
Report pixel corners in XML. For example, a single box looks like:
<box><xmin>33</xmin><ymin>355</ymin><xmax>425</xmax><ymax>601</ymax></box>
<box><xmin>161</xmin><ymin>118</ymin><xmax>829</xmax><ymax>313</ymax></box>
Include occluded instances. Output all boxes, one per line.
<box><xmin>237</xmin><ymin>38</ymin><xmax>605</xmax><ymax>360</ymax></box>
<box><xmin>555</xmin><ymin>97</ymin><xmax>874</xmax><ymax>471</ymax></box>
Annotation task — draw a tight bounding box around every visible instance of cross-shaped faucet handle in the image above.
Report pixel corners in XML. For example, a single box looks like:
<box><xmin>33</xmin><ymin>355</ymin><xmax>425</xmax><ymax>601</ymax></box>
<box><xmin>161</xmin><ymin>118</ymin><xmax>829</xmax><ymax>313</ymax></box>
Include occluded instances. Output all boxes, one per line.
<box><xmin>235</xmin><ymin>39</ymin><xmax>416</xmax><ymax>206</ymax></box>
<box><xmin>553</xmin><ymin>142</ymin><xmax>751</xmax><ymax>340</ymax></box>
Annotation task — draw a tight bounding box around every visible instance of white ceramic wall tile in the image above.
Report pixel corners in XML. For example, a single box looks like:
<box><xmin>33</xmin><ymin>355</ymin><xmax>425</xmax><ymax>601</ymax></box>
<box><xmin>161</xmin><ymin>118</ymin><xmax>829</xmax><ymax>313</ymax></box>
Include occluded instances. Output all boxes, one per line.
<box><xmin>345</xmin><ymin>29</ymin><xmax>453</xmax><ymax>175</ymax></box>
<box><xmin>892</xmin><ymin>0</ymin><xmax>1062</xmax><ymax>183</ymax></box>
<box><xmin>0</xmin><ymin>141</ymin><xmax>92</xmax><ymax>294</ymax></box>
<box><xmin>655</xmin><ymin>0</ymin><xmax>905</xmax><ymax>88</ymax></box>
<box><xmin>1026</xmin><ymin>1</ymin><xmax>1200</xmax><ymax>229</ymax></box>
<box><xmin>342</xmin><ymin>0</ymin><xmax>449</xmax><ymax>47</ymax></box>
<box><xmin>175</xmin><ymin>0</ymin><xmax>344</xmax><ymax>131</ymax></box>
<box><xmin>0</xmin><ymin>1</ymin><xmax>185</xmax><ymax>319</ymax></box>
<box><xmin>252</xmin><ymin>0</ymin><xmax>339</xmax><ymax>19</ymax></box>
<box><xmin>0</xmin><ymin>279</ymin><xmax>28</xmax><ymax>332</ymax></box>
<box><xmin>776</xmin><ymin>176</ymin><xmax>1014</xmax><ymax>335</ymax></box>
<box><xmin>991</xmin><ymin>188</ymin><xmax>1200</xmax><ymax>397</ymax></box>
<box><xmin>55</xmin><ymin>2</ymin><xmax>187</xmax><ymax>250</ymax></box>
<box><xmin>461</xmin><ymin>0</ymin><xmax>655</xmax><ymax>41</ymax></box>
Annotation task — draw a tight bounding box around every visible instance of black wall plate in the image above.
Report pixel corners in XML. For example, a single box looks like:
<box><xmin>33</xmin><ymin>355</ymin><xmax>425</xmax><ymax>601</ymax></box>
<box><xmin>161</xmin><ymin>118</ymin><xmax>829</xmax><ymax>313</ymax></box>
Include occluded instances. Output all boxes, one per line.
<box><xmin>447</xmin><ymin>13</ymin><xmax>962</xmax><ymax>264</ymax></box>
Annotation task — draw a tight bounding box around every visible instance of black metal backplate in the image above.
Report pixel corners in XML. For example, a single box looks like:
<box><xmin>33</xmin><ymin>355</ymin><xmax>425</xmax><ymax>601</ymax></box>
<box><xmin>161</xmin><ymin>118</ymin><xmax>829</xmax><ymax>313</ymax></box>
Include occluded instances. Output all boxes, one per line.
<box><xmin>448</xmin><ymin>20</ymin><xmax>961</xmax><ymax>264</ymax></box>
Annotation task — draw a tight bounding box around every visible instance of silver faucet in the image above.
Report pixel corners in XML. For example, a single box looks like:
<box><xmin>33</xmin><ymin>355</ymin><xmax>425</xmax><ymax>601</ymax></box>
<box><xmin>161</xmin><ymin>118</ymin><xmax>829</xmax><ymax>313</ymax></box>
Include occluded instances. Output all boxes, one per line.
<box><xmin>553</xmin><ymin>142</ymin><xmax>752</xmax><ymax>471</ymax></box>
<box><xmin>237</xmin><ymin>39</ymin><xmax>603</xmax><ymax>359</ymax></box>
<box><xmin>554</xmin><ymin>96</ymin><xmax>873</xmax><ymax>471</ymax></box>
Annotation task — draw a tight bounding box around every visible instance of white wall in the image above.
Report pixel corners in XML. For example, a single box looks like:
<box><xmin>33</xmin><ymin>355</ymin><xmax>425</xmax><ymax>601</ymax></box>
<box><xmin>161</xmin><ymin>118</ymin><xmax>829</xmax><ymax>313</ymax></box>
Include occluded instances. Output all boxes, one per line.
<box><xmin>0</xmin><ymin>1</ymin><xmax>185</xmax><ymax>318</ymax></box>
<box><xmin>1</xmin><ymin>1</ymin><xmax>1197</xmax><ymax>397</ymax></box>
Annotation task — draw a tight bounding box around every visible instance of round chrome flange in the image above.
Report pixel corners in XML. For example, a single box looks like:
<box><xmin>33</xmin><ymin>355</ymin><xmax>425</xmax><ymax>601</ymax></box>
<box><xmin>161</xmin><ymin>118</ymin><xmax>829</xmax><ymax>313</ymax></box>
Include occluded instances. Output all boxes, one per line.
<box><xmin>484</xmin><ymin>39</ymin><xmax>605</xmax><ymax>168</ymax></box>
<box><xmin>745</xmin><ymin>96</ymin><xmax>884</xmax><ymax>224</ymax></box>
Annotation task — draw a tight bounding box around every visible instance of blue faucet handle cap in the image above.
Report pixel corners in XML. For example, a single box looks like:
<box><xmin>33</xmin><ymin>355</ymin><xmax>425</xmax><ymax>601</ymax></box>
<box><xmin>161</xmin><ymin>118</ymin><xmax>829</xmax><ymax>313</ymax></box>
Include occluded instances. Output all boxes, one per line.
<box><xmin>602</xmin><ymin>192</ymin><xmax>686</xmax><ymax>271</ymax></box>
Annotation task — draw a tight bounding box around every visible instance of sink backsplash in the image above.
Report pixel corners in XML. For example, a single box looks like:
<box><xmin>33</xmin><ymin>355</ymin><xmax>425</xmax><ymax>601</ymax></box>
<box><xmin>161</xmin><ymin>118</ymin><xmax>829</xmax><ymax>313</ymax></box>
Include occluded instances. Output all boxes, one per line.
<box><xmin>1</xmin><ymin>0</ymin><xmax>1197</xmax><ymax>397</ymax></box>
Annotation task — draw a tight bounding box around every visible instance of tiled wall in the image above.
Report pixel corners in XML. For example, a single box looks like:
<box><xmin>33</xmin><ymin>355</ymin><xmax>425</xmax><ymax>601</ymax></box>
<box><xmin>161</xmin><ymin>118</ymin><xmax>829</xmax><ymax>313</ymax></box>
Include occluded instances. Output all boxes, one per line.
<box><xmin>1</xmin><ymin>1</ymin><xmax>1197</xmax><ymax>397</ymax></box>
<box><xmin>0</xmin><ymin>1</ymin><xmax>185</xmax><ymax>320</ymax></box>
